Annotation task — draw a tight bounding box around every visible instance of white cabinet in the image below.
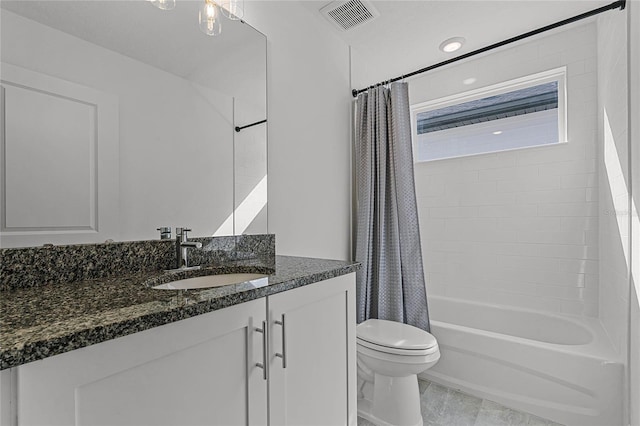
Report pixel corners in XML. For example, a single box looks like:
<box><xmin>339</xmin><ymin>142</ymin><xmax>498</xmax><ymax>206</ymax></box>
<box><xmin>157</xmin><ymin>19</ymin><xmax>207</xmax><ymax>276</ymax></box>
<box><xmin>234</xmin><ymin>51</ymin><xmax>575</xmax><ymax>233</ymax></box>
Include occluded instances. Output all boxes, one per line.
<box><xmin>13</xmin><ymin>298</ymin><xmax>267</xmax><ymax>426</ymax></box>
<box><xmin>1</xmin><ymin>274</ymin><xmax>356</xmax><ymax>426</ymax></box>
<box><xmin>268</xmin><ymin>273</ymin><xmax>356</xmax><ymax>426</ymax></box>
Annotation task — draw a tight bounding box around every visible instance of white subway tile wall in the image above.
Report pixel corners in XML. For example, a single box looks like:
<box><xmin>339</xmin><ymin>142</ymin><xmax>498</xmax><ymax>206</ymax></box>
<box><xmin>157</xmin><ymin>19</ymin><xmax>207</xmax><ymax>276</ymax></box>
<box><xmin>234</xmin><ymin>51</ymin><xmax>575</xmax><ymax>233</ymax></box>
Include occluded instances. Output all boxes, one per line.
<box><xmin>411</xmin><ymin>23</ymin><xmax>600</xmax><ymax>317</ymax></box>
<box><xmin>597</xmin><ymin>11</ymin><xmax>630</xmax><ymax>356</ymax></box>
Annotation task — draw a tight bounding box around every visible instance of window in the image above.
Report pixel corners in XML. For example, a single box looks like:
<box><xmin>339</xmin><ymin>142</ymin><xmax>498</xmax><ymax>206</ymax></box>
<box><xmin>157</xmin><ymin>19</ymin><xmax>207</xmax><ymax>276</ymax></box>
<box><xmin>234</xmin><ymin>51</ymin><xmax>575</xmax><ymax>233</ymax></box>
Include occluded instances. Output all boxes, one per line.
<box><xmin>411</xmin><ymin>68</ymin><xmax>567</xmax><ymax>162</ymax></box>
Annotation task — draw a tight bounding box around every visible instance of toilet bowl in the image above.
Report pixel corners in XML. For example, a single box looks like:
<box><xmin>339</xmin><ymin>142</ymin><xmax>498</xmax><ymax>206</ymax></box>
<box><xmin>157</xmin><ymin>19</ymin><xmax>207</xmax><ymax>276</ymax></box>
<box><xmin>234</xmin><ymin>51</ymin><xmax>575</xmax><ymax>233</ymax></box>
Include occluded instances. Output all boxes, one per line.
<box><xmin>357</xmin><ymin>319</ymin><xmax>440</xmax><ymax>426</ymax></box>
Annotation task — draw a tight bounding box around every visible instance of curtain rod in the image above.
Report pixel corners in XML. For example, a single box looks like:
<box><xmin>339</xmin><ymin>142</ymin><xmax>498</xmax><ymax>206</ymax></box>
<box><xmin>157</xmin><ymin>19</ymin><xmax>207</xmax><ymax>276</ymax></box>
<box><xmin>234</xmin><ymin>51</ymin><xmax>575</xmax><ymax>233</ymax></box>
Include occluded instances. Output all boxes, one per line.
<box><xmin>235</xmin><ymin>119</ymin><xmax>267</xmax><ymax>132</ymax></box>
<box><xmin>351</xmin><ymin>0</ymin><xmax>626</xmax><ymax>98</ymax></box>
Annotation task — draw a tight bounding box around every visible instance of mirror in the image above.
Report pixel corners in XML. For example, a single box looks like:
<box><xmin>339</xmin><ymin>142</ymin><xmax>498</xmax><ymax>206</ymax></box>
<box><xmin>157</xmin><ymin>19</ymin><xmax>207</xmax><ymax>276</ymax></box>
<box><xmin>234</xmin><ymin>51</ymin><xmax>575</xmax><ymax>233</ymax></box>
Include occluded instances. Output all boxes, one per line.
<box><xmin>0</xmin><ymin>0</ymin><xmax>267</xmax><ymax>248</ymax></box>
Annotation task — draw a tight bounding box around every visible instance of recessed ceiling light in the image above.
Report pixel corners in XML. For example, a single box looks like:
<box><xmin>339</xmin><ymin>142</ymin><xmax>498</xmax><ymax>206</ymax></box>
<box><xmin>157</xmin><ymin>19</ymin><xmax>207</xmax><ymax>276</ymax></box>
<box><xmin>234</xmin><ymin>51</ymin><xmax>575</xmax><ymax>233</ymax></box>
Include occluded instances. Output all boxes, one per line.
<box><xmin>493</xmin><ymin>131</ymin><xmax>503</xmax><ymax>135</ymax></box>
<box><xmin>439</xmin><ymin>37</ymin><xmax>465</xmax><ymax>53</ymax></box>
<box><xmin>463</xmin><ymin>77</ymin><xmax>476</xmax><ymax>85</ymax></box>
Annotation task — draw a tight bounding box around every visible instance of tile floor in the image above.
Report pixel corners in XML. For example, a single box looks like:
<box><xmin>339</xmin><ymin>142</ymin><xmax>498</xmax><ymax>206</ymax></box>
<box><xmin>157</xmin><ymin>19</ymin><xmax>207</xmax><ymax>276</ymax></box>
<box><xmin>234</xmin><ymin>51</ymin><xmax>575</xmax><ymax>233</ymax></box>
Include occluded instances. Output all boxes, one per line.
<box><xmin>357</xmin><ymin>379</ymin><xmax>564</xmax><ymax>426</ymax></box>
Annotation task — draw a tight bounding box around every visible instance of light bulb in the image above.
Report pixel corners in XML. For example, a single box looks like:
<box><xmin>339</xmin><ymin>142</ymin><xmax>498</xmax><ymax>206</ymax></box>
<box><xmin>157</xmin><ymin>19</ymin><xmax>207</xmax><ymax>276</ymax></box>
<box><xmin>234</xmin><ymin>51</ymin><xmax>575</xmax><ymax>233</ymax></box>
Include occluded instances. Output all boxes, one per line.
<box><xmin>220</xmin><ymin>0</ymin><xmax>244</xmax><ymax>20</ymax></box>
<box><xmin>439</xmin><ymin>37</ymin><xmax>465</xmax><ymax>53</ymax></box>
<box><xmin>443</xmin><ymin>41</ymin><xmax>462</xmax><ymax>52</ymax></box>
<box><xmin>199</xmin><ymin>0</ymin><xmax>222</xmax><ymax>36</ymax></box>
<box><xmin>148</xmin><ymin>0</ymin><xmax>175</xmax><ymax>11</ymax></box>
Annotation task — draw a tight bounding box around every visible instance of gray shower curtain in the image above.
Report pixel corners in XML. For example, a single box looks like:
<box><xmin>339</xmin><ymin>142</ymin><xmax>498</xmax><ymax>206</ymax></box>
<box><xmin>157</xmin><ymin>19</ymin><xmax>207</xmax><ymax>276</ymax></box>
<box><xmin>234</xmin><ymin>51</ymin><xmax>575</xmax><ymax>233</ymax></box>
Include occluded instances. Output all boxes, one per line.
<box><xmin>354</xmin><ymin>82</ymin><xmax>430</xmax><ymax>332</ymax></box>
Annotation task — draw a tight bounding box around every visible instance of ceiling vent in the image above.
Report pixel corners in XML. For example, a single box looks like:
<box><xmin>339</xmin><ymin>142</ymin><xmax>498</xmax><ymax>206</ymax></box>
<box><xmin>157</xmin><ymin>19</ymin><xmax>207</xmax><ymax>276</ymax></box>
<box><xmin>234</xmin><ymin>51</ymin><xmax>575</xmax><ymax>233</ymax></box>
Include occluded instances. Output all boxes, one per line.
<box><xmin>320</xmin><ymin>0</ymin><xmax>379</xmax><ymax>32</ymax></box>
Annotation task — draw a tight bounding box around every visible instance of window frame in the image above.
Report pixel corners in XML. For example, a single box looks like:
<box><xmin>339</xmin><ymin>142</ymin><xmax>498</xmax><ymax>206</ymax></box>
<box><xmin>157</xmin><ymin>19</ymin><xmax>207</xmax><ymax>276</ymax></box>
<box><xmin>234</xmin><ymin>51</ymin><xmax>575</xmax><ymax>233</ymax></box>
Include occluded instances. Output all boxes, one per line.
<box><xmin>410</xmin><ymin>67</ymin><xmax>567</xmax><ymax>163</ymax></box>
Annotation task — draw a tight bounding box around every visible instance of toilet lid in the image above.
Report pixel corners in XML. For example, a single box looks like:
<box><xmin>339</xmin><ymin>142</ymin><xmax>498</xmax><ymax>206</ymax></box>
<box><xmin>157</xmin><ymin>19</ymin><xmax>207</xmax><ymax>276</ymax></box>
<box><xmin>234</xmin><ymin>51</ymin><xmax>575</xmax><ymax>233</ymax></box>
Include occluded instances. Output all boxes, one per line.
<box><xmin>356</xmin><ymin>319</ymin><xmax>437</xmax><ymax>352</ymax></box>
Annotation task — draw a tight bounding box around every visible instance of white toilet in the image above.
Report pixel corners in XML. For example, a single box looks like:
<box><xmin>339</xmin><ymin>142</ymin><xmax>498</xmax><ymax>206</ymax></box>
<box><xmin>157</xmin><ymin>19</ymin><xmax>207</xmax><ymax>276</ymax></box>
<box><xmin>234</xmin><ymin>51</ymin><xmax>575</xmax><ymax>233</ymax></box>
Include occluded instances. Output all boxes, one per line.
<box><xmin>356</xmin><ymin>319</ymin><xmax>440</xmax><ymax>426</ymax></box>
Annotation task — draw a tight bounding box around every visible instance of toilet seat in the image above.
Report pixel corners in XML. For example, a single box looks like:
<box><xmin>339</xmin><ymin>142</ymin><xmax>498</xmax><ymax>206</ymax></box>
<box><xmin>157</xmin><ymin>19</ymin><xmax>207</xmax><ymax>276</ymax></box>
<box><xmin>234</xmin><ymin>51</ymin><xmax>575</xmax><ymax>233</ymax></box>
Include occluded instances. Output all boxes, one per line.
<box><xmin>357</xmin><ymin>338</ymin><xmax>439</xmax><ymax>356</ymax></box>
<box><xmin>356</xmin><ymin>341</ymin><xmax>441</xmax><ymax>368</ymax></box>
<box><xmin>356</xmin><ymin>319</ymin><xmax>438</xmax><ymax>356</ymax></box>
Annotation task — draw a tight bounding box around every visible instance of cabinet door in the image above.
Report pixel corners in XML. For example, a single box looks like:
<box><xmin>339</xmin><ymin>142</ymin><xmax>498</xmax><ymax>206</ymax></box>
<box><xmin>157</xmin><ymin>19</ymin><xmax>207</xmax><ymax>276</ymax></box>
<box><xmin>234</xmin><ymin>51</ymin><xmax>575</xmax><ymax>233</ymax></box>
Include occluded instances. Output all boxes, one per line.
<box><xmin>268</xmin><ymin>274</ymin><xmax>356</xmax><ymax>426</ymax></box>
<box><xmin>14</xmin><ymin>298</ymin><xmax>268</xmax><ymax>426</ymax></box>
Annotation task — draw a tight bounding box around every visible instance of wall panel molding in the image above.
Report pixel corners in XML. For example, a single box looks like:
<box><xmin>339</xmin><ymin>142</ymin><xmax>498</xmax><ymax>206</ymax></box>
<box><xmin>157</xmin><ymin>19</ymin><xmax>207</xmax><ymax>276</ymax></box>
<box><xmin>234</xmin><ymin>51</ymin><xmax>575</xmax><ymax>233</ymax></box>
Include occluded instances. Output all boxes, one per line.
<box><xmin>0</xmin><ymin>63</ymin><xmax>119</xmax><ymax>247</ymax></box>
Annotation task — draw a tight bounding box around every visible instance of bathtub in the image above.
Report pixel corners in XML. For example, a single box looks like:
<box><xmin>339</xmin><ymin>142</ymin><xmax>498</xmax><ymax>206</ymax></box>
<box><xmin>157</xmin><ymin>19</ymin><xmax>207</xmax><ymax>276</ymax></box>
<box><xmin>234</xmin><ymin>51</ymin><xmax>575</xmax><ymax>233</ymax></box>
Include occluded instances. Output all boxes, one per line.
<box><xmin>421</xmin><ymin>296</ymin><xmax>624</xmax><ymax>426</ymax></box>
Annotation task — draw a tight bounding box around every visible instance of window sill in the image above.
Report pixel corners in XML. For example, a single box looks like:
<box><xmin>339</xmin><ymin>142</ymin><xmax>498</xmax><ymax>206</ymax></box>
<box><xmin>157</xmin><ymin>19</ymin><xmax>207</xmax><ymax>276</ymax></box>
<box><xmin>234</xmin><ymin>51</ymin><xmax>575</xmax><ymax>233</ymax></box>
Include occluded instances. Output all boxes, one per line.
<box><xmin>413</xmin><ymin>140</ymin><xmax>569</xmax><ymax>164</ymax></box>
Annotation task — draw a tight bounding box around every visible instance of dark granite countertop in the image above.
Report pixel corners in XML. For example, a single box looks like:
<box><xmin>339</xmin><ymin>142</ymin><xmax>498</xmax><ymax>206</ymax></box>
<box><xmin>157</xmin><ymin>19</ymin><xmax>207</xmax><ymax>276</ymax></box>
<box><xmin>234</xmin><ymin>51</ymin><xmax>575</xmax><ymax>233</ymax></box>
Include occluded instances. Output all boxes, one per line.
<box><xmin>0</xmin><ymin>255</ymin><xmax>359</xmax><ymax>370</ymax></box>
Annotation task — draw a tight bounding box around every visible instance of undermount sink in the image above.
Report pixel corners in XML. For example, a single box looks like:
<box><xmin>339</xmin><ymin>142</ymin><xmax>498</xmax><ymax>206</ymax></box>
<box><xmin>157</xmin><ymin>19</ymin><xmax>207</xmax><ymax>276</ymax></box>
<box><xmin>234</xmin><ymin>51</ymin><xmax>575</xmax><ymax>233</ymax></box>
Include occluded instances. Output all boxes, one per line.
<box><xmin>152</xmin><ymin>273</ymin><xmax>269</xmax><ymax>290</ymax></box>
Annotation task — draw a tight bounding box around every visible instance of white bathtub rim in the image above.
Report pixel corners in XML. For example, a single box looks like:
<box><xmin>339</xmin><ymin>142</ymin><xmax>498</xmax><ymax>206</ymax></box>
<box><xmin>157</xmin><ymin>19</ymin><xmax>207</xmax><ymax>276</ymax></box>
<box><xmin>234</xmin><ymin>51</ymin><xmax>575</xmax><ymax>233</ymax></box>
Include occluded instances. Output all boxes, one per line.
<box><xmin>429</xmin><ymin>295</ymin><xmax>595</xmax><ymax>335</ymax></box>
<box><xmin>430</xmin><ymin>320</ymin><xmax>618</xmax><ymax>364</ymax></box>
<box><xmin>428</xmin><ymin>296</ymin><xmax>620</xmax><ymax>361</ymax></box>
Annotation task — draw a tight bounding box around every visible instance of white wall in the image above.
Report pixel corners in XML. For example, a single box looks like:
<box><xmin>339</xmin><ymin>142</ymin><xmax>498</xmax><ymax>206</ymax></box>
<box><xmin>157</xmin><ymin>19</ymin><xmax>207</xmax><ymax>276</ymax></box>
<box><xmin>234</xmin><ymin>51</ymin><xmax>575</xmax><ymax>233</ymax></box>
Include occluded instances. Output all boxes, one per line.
<box><xmin>1</xmin><ymin>10</ymin><xmax>235</xmax><ymax>242</ymax></box>
<box><xmin>244</xmin><ymin>2</ymin><xmax>352</xmax><ymax>260</ymax></box>
<box><xmin>628</xmin><ymin>0</ymin><xmax>640</xmax><ymax>424</ymax></box>
<box><xmin>597</xmin><ymin>7</ymin><xmax>630</xmax><ymax>361</ymax></box>
<box><xmin>403</xmin><ymin>24</ymin><xmax>599</xmax><ymax>316</ymax></box>
<box><xmin>597</xmin><ymin>5</ymin><xmax>640</xmax><ymax>424</ymax></box>
<box><xmin>632</xmin><ymin>285</ymin><xmax>640</xmax><ymax>426</ymax></box>
<box><xmin>2</xmin><ymin>2</ymin><xmax>354</xmax><ymax>257</ymax></box>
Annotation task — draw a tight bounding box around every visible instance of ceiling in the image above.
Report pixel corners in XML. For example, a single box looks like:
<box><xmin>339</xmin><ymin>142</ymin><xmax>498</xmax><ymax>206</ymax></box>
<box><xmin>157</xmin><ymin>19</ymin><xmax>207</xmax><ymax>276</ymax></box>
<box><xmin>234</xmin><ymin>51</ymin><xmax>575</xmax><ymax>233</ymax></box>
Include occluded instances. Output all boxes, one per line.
<box><xmin>298</xmin><ymin>0</ymin><xmax>615</xmax><ymax>87</ymax></box>
<box><xmin>2</xmin><ymin>0</ymin><xmax>618</xmax><ymax>90</ymax></box>
<box><xmin>1</xmin><ymin>0</ymin><xmax>264</xmax><ymax>80</ymax></box>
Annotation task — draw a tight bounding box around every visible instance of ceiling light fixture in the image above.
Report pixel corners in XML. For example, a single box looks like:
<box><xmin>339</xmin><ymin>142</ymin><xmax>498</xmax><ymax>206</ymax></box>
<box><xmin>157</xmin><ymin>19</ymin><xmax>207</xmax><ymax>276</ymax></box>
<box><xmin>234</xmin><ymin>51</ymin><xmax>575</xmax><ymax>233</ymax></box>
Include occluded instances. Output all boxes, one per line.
<box><xmin>493</xmin><ymin>131</ymin><xmax>503</xmax><ymax>135</ymax></box>
<box><xmin>199</xmin><ymin>0</ymin><xmax>222</xmax><ymax>36</ymax></box>
<box><xmin>147</xmin><ymin>0</ymin><xmax>176</xmax><ymax>10</ymax></box>
<box><xmin>439</xmin><ymin>37</ymin><xmax>465</xmax><ymax>53</ymax></box>
<box><xmin>149</xmin><ymin>0</ymin><xmax>244</xmax><ymax>36</ymax></box>
<box><xmin>462</xmin><ymin>77</ymin><xmax>476</xmax><ymax>85</ymax></box>
<box><xmin>219</xmin><ymin>0</ymin><xmax>244</xmax><ymax>20</ymax></box>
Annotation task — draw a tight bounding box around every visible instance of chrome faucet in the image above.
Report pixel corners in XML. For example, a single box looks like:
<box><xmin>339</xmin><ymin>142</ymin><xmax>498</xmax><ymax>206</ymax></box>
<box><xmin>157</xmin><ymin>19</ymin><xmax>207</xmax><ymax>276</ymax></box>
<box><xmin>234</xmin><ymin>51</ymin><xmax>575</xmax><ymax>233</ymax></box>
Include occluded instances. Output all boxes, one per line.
<box><xmin>174</xmin><ymin>227</ymin><xmax>202</xmax><ymax>270</ymax></box>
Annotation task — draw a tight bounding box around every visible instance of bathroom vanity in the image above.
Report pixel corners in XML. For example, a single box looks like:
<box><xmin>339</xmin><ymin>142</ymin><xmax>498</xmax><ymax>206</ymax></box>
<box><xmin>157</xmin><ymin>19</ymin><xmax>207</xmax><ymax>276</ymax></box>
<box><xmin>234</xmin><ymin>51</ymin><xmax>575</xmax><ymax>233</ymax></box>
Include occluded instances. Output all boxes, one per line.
<box><xmin>0</xmin><ymin>239</ymin><xmax>359</xmax><ymax>426</ymax></box>
<box><xmin>0</xmin><ymin>2</ymin><xmax>356</xmax><ymax>424</ymax></box>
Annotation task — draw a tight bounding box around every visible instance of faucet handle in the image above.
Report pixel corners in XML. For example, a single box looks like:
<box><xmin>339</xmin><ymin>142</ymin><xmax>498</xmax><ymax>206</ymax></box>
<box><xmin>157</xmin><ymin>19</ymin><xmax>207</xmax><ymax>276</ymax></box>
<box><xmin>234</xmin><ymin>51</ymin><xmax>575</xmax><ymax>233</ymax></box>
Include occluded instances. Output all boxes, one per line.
<box><xmin>157</xmin><ymin>227</ymin><xmax>172</xmax><ymax>239</ymax></box>
<box><xmin>176</xmin><ymin>228</ymin><xmax>192</xmax><ymax>239</ymax></box>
